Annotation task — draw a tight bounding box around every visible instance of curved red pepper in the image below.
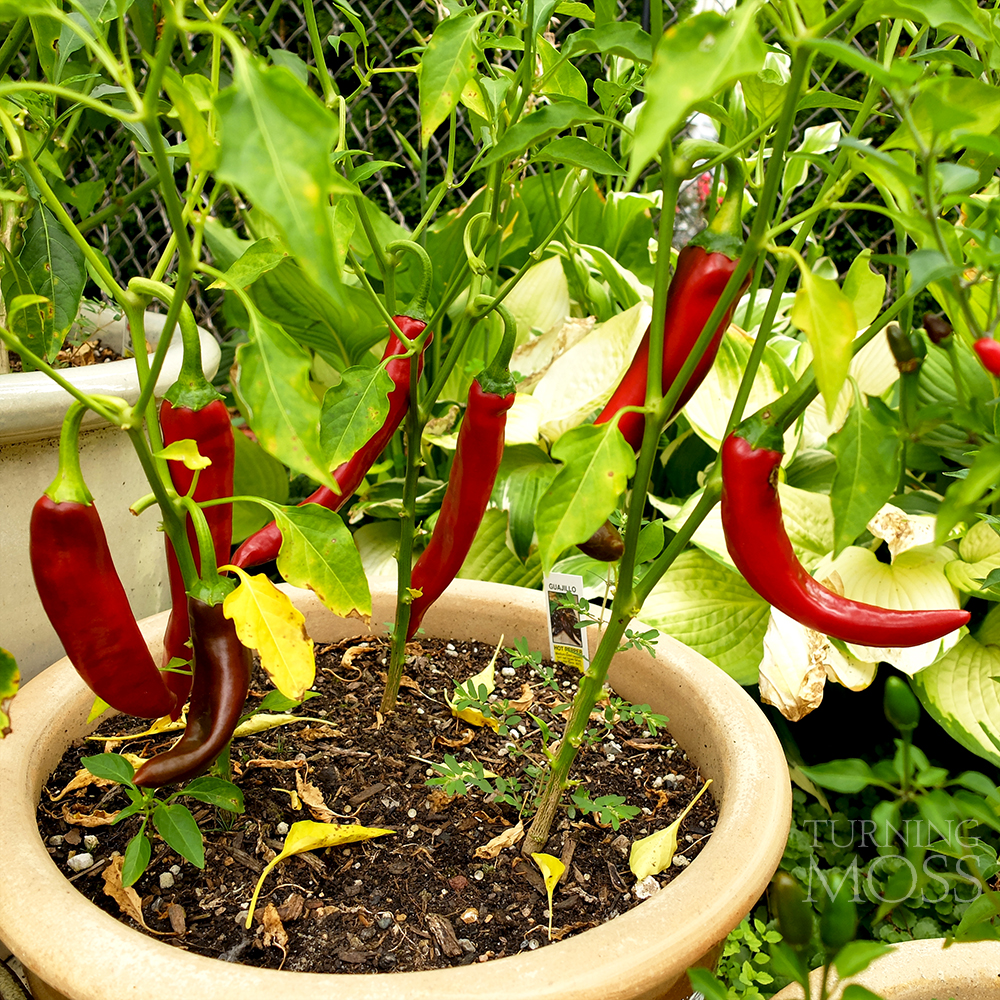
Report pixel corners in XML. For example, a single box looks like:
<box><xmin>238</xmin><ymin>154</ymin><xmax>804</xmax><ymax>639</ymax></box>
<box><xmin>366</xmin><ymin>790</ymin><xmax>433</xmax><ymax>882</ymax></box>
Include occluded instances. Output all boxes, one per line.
<box><xmin>720</xmin><ymin>430</ymin><xmax>970</xmax><ymax>646</ymax></box>
<box><xmin>595</xmin><ymin>243</ymin><xmax>748</xmax><ymax>450</ymax></box>
<box><xmin>30</xmin><ymin>403</ymin><xmax>177</xmax><ymax>718</ymax></box>
<box><xmin>159</xmin><ymin>397</ymin><xmax>235</xmax><ymax>713</ymax></box>
<box><xmin>133</xmin><ymin>598</ymin><xmax>251</xmax><ymax>788</ymax></box>
<box><xmin>231</xmin><ymin>317</ymin><xmax>430</xmax><ymax>569</ymax></box>
<box><xmin>406</xmin><ymin>378</ymin><xmax>515</xmax><ymax>640</ymax></box>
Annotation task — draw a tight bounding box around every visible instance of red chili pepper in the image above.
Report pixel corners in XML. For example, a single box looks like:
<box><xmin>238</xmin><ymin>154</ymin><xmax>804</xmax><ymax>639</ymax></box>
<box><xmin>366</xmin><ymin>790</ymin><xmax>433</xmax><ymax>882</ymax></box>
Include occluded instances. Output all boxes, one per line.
<box><xmin>406</xmin><ymin>322</ymin><xmax>516</xmax><ymax>641</ymax></box>
<box><xmin>974</xmin><ymin>338</ymin><xmax>1000</xmax><ymax>376</ymax></box>
<box><xmin>231</xmin><ymin>317</ymin><xmax>430</xmax><ymax>569</ymax></box>
<box><xmin>29</xmin><ymin>403</ymin><xmax>176</xmax><ymax>719</ymax></box>
<box><xmin>158</xmin><ymin>310</ymin><xmax>235</xmax><ymax>714</ymax></box>
<box><xmin>720</xmin><ymin>426</ymin><xmax>970</xmax><ymax>646</ymax></box>
<box><xmin>595</xmin><ymin>170</ymin><xmax>748</xmax><ymax>451</ymax></box>
<box><xmin>133</xmin><ymin>598</ymin><xmax>251</xmax><ymax>788</ymax></box>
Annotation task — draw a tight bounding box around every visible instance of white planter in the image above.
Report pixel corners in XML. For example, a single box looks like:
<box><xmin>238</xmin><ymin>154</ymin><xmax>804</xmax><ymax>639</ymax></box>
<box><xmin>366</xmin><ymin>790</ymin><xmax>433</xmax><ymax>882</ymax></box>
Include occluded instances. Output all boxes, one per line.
<box><xmin>0</xmin><ymin>579</ymin><xmax>792</xmax><ymax>1000</ymax></box>
<box><xmin>0</xmin><ymin>304</ymin><xmax>220</xmax><ymax>681</ymax></box>
<box><xmin>772</xmin><ymin>937</ymin><xmax>1000</xmax><ymax>999</ymax></box>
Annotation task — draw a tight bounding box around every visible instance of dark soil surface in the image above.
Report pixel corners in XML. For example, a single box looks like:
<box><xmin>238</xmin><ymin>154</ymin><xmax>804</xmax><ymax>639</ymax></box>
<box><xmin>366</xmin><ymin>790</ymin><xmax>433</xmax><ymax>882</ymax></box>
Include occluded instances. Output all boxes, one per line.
<box><xmin>35</xmin><ymin>637</ymin><xmax>716</xmax><ymax>974</ymax></box>
<box><xmin>7</xmin><ymin>338</ymin><xmax>122</xmax><ymax>372</ymax></box>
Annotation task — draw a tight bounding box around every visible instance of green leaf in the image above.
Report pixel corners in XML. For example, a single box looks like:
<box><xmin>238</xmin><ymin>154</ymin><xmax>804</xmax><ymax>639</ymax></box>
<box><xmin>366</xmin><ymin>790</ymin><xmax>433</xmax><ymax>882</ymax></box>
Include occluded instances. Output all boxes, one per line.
<box><xmin>685</xmin><ymin>968</ymin><xmax>729</xmax><ymax>1000</ymax></box>
<box><xmin>628</xmin><ymin>4</ymin><xmax>765</xmax><ymax>184</ymax></box>
<box><xmin>0</xmin><ymin>647</ymin><xmax>17</xmax><ymax>738</ymax></box>
<box><xmin>319</xmin><ymin>365</ymin><xmax>393</xmax><ymax>475</ymax></box>
<box><xmin>842</xmin><ymin>250</ymin><xmax>887</xmax><ymax>331</ymax></box>
<box><xmin>274</xmin><ymin>504</ymin><xmax>372</xmax><ymax>620</ymax></box>
<box><xmin>910</xmin><ymin>631</ymin><xmax>1000</xmax><ymax>767</ymax></box>
<box><xmin>14</xmin><ymin>207</ymin><xmax>86</xmax><ymax>363</ymax></box>
<box><xmin>856</xmin><ymin>0</ymin><xmax>987</xmax><ymax>42</ymax></box>
<box><xmin>493</xmin><ymin>444</ymin><xmax>557</xmax><ymax>560</ymax></box>
<box><xmin>121</xmin><ymin>833</ymin><xmax>151</xmax><ymax>887</ymax></box>
<box><xmin>564</xmin><ymin>22</ymin><xmax>653</xmax><ymax>63</ymax></box>
<box><xmin>179</xmin><ymin>776</ymin><xmax>244</xmax><ymax>813</ymax></box>
<box><xmin>828</xmin><ymin>389</ymin><xmax>902</xmax><ymax>556</ymax></box>
<box><xmin>152</xmin><ymin>803</ymin><xmax>205</xmax><ymax>868</ymax></box>
<box><xmin>834</xmin><ymin>940</ymin><xmax>896</xmax><ymax>978</ymax></box>
<box><xmin>231</xmin><ymin>426</ymin><xmax>290</xmax><ymax>544</ymax></box>
<box><xmin>842</xmin><ymin>987</ymin><xmax>891</xmax><ymax>1000</ymax></box>
<box><xmin>480</xmin><ymin>99</ymin><xmax>604</xmax><ymax>168</ymax></box>
<box><xmin>886</xmin><ymin>79</ymin><xmax>1000</xmax><ymax>153</ymax></box>
<box><xmin>207</xmin><ymin>237</ymin><xmax>290</xmax><ymax>291</ymax></box>
<box><xmin>535</xmin><ymin>423</ymin><xmax>635</xmax><ymax>574</ymax></box>
<box><xmin>215</xmin><ymin>56</ymin><xmax>352</xmax><ymax>297</ymax></box>
<box><xmin>790</xmin><ymin>269</ymin><xmax>857</xmax><ymax>420</ymax></box>
<box><xmin>936</xmin><ymin>445</ymin><xmax>1000</xmax><ymax>543</ymax></box>
<box><xmin>0</xmin><ymin>246</ymin><xmax>48</xmax><ymax>366</ymax></box>
<box><xmin>534</xmin><ymin>136</ymin><xmax>624</xmax><ymax>175</ymax></box>
<box><xmin>419</xmin><ymin>13</ymin><xmax>485</xmax><ymax>146</ymax></box>
<box><xmin>537</xmin><ymin>35</ymin><xmax>588</xmax><ymax>104</ymax></box>
<box><xmin>798</xmin><ymin>758</ymin><xmax>877</xmax><ymax>793</ymax></box>
<box><xmin>639</xmin><ymin>550</ymin><xmax>769</xmax><ymax>684</ymax></box>
<box><xmin>232</xmin><ymin>307</ymin><xmax>338</xmax><ymax>490</ymax></box>
<box><xmin>81</xmin><ymin>753</ymin><xmax>135</xmax><ymax>786</ymax></box>
<box><xmin>456</xmin><ymin>508</ymin><xmax>543</xmax><ymax>589</ymax></box>
<box><xmin>163</xmin><ymin>68</ymin><xmax>217</xmax><ymax>171</ymax></box>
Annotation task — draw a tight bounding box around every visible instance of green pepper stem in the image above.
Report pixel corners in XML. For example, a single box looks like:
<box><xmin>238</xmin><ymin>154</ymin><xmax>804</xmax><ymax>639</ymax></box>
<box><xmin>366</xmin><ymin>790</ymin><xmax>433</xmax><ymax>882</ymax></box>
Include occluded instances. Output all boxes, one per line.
<box><xmin>385</xmin><ymin>240</ymin><xmax>433</xmax><ymax>321</ymax></box>
<box><xmin>475</xmin><ymin>301</ymin><xmax>517</xmax><ymax>396</ymax></box>
<box><xmin>46</xmin><ymin>402</ymin><xmax>95</xmax><ymax>506</ymax></box>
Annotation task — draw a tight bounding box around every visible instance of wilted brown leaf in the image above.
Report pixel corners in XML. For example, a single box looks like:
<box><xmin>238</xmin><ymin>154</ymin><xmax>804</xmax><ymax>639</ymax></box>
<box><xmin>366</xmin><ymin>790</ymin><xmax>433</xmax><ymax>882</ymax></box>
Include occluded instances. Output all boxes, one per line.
<box><xmin>102</xmin><ymin>856</ymin><xmax>168</xmax><ymax>934</ymax></box>
<box><xmin>62</xmin><ymin>803</ymin><xmax>120</xmax><ymax>827</ymax></box>
<box><xmin>474</xmin><ymin>819</ymin><xmax>524</xmax><ymax>859</ymax></box>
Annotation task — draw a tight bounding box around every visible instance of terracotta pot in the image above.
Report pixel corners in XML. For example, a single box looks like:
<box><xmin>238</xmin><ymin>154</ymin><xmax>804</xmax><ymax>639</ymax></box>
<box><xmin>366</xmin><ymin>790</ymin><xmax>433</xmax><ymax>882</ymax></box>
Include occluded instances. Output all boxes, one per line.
<box><xmin>0</xmin><ymin>305</ymin><xmax>220</xmax><ymax>682</ymax></box>
<box><xmin>771</xmin><ymin>937</ymin><xmax>1000</xmax><ymax>999</ymax></box>
<box><xmin>0</xmin><ymin>579</ymin><xmax>791</xmax><ymax>1000</ymax></box>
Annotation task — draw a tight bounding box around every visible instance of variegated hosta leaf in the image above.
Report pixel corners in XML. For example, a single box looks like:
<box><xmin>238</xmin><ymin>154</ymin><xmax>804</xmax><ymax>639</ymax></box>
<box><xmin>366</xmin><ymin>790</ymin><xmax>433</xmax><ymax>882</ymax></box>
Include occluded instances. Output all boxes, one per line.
<box><xmin>504</xmin><ymin>393</ymin><xmax>544</xmax><ymax>447</ymax></box>
<box><xmin>502</xmin><ymin>255</ymin><xmax>571</xmax><ymax>346</ymax></box>
<box><xmin>532</xmin><ymin>301</ymin><xmax>651</xmax><ymax>443</ymax></box>
<box><xmin>655</xmin><ymin>482</ymin><xmax>833</xmax><ymax>573</ymax></box>
<box><xmin>638</xmin><ymin>549</ymin><xmax>768</xmax><ymax>685</ymax></box>
<box><xmin>945</xmin><ymin>519</ymin><xmax>1000</xmax><ymax>599</ymax></box>
<box><xmin>510</xmin><ymin>316</ymin><xmax>595</xmax><ymax>390</ymax></box>
<box><xmin>868</xmin><ymin>504</ymin><xmax>939</xmax><ymax>559</ymax></box>
<box><xmin>910</xmin><ymin>617</ymin><xmax>1000</xmax><ymax>767</ymax></box>
<box><xmin>815</xmin><ymin>544</ymin><xmax>964</xmax><ymax>673</ymax></box>
<box><xmin>684</xmin><ymin>325</ymin><xmax>798</xmax><ymax>453</ymax></box>
<box><xmin>758</xmin><ymin>608</ymin><xmax>829</xmax><ymax>721</ymax></box>
<box><xmin>800</xmin><ymin>333</ymin><xmax>899</xmax><ymax>448</ymax></box>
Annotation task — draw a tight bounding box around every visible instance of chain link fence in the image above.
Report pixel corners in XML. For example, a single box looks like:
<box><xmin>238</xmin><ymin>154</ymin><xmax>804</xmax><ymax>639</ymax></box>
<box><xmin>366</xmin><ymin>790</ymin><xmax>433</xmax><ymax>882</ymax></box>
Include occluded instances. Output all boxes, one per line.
<box><xmin>46</xmin><ymin>2</ymin><xmax>893</xmax><ymax>334</ymax></box>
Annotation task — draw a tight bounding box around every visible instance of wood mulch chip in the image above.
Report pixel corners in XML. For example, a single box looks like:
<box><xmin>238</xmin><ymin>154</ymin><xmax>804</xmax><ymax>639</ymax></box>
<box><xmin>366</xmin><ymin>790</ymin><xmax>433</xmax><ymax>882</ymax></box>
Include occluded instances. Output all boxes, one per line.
<box><xmin>35</xmin><ymin>636</ymin><xmax>716</xmax><ymax>974</ymax></box>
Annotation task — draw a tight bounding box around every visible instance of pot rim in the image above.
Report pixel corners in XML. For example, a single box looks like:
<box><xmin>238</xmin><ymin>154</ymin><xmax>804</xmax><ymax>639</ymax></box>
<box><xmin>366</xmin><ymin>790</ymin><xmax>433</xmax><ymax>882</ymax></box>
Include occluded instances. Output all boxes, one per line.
<box><xmin>0</xmin><ymin>579</ymin><xmax>791</xmax><ymax>1000</ymax></box>
<box><xmin>0</xmin><ymin>305</ymin><xmax>220</xmax><ymax>445</ymax></box>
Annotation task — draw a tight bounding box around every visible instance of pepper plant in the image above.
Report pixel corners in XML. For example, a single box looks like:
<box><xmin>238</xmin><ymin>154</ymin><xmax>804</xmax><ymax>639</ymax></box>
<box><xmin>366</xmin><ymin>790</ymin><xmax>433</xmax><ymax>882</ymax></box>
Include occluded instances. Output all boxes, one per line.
<box><xmin>2</xmin><ymin>0</ymin><xmax>1000</xmax><ymax>916</ymax></box>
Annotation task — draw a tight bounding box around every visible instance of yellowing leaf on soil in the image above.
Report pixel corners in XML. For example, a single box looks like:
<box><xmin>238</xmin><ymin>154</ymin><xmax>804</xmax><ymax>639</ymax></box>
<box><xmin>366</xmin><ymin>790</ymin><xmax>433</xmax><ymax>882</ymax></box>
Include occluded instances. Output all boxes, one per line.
<box><xmin>446</xmin><ymin>635</ymin><xmax>503</xmax><ymax>729</ymax></box>
<box><xmin>232</xmin><ymin>713</ymin><xmax>328</xmax><ymax>737</ymax></box>
<box><xmin>475</xmin><ymin>819</ymin><xmax>524</xmax><ymax>859</ymax></box>
<box><xmin>246</xmin><ymin>820</ymin><xmax>394</xmax><ymax>926</ymax></box>
<box><xmin>629</xmin><ymin>779</ymin><xmax>713</xmax><ymax>881</ymax></box>
<box><xmin>531</xmin><ymin>852</ymin><xmax>566</xmax><ymax>939</ymax></box>
<box><xmin>221</xmin><ymin>566</ymin><xmax>315</xmax><ymax>701</ymax></box>
<box><xmin>87</xmin><ymin>713</ymin><xmax>184</xmax><ymax>742</ymax></box>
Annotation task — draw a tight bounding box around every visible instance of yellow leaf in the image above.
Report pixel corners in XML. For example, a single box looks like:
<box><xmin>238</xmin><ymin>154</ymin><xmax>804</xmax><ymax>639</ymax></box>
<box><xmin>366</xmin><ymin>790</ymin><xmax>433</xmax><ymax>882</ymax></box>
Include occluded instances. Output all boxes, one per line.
<box><xmin>86</xmin><ymin>714</ymin><xmax>184</xmax><ymax>742</ymax></box>
<box><xmin>446</xmin><ymin>635</ymin><xmax>503</xmax><ymax>730</ymax></box>
<box><xmin>155</xmin><ymin>438</ymin><xmax>212</xmax><ymax>470</ymax></box>
<box><xmin>86</xmin><ymin>695</ymin><xmax>111</xmax><ymax>724</ymax></box>
<box><xmin>629</xmin><ymin>779</ymin><xmax>713</xmax><ymax>881</ymax></box>
<box><xmin>245</xmin><ymin>820</ymin><xmax>394</xmax><ymax>926</ymax></box>
<box><xmin>221</xmin><ymin>566</ymin><xmax>315</xmax><ymax>701</ymax></box>
<box><xmin>531</xmin><ymin>852</ymin><xmax>566</xmax><ymax>940</ymax></box>
<box><xmin>232</xmin><ymin>713</ymin><xmax>329</xmax><ymax>737</ymax></box>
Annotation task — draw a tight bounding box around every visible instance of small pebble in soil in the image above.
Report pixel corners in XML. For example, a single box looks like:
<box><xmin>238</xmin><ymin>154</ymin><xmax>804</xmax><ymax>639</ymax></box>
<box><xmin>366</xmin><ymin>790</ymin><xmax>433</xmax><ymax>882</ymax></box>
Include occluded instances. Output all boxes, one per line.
<box><xmin>83</xmin><ymin>835</ymin><xmax>99</xmax><ymax>851</ymax></box>
<box><xmin>460</xmin><ymin>908</ymin><xmax>478</xmax><ymax>924</ymax></box>
<box><xmin>160</xmin><ymin>873</ymin><xmax>175</xmax><ymax>889</ymax></box>
<box><xmin>276</xmin><ymin>822</ymin><xmax>289</xmax><ymax>834</ymax></box>
<box><xmin>170</xmin><ymin>865</ymin><xmax>181</xmax><ymax>876</ymax></box>
<box><xmin>48</xmin><ymin>836</ymin><xmax>64</xmax><ymax>847</ymax></box>
<box><xmin>376</xmin><ymin>912</ymin><xmax>393</xmax><ymax>930</ymax></box>
<box><xmin>672</xmin><ymin>855</ymin><xmax>690</xmax><ymax>867</ymax></box>
<box><xmin>633</xmin><ymin>876</ymin><xmax>660</xmax><ymax>900</ymax></box>
<box><xmin>67</xmin><ymin>853</ymin><xmax>94</xmax><ymax>871</ymax></box>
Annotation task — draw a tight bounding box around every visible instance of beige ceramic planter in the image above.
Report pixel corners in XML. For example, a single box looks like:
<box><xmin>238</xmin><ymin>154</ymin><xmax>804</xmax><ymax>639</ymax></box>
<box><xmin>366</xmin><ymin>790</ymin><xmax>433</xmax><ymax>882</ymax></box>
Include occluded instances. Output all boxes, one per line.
<box><xmin>0</xmin><ymin>304</ymin><xmax>220</xmax><ymax>682</ymax></box>
<box><xmin>772</xmin><ymin>937</ymin><xmax>1000</xmax><ymax>999</ymax></box>
<box><xmin>0</xmin><ymin>579</ymin><xmax>791</xmax><ymax>1000</ymax></box>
